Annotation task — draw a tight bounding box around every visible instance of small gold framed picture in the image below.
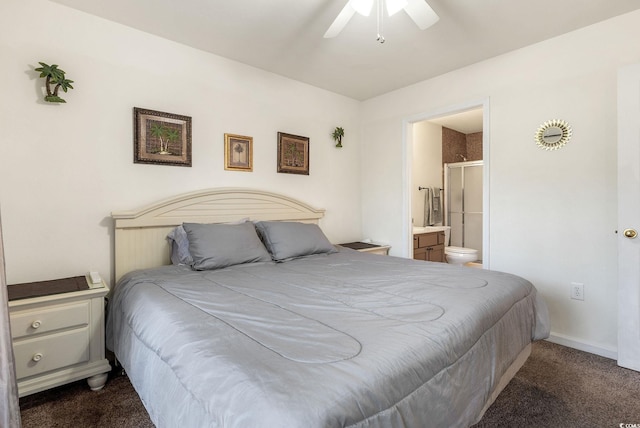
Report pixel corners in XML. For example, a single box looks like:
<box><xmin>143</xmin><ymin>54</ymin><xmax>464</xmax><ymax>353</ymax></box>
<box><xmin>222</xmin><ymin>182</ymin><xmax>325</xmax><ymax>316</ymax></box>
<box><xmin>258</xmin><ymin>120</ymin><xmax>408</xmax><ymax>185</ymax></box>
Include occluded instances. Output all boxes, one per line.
<box><xmin>224</xmin><ymin>133</ymin><xmax>253</xmax><ymax>172</ymax></box>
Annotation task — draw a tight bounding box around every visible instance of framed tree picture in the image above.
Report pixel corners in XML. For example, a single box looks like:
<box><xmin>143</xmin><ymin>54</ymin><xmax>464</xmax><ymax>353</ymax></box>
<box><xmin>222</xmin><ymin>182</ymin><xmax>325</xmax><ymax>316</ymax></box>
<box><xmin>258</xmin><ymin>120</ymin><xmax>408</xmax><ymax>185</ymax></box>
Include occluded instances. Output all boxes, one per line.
<box><xmin>277</xmin><ymin>132</ymin><xmax>309</xmax><ymax>175</ymax></box>
<box><xmin>224</xmin><ymin>134</ymin><xmax>253</xmax><ymax>172</ymax></box>
<box><xmin>133</xmin><ymin>107</ymin><xmax>192</xmax><ymax>167</ymax></box>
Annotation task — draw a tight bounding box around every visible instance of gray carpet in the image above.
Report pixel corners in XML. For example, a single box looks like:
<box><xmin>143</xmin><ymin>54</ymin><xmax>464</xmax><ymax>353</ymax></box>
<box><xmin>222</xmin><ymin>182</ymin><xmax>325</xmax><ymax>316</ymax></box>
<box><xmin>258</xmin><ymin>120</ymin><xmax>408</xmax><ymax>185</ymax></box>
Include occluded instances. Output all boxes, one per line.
<box><xmin>20</xmin><ymin>370</ymin><xmax>154</xmax><ymax>428</ymax></box>
<box><xmin>20</xmin><ymin>340</ymin><xmax>640</xmax><ymax>427</ymax></box>
<box><xmin>473</xmin><ymin>340</ymin><xmax>640</xmax><ymax>427</ymax></box>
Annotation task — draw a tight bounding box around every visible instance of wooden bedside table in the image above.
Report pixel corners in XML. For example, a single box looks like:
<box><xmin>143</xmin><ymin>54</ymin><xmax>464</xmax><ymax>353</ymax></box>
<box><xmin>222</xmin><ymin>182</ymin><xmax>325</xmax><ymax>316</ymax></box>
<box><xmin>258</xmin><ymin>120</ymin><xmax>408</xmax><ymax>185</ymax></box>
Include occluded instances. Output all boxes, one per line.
<box><xmin>339</xmin><ymin>242</ymin><xmax>391</xmax><ymax>255</ymax></box>
<box><xmin>8</xmin><ymin>275</ymin><xmax>112</xmax><ymax>397</ymax></box>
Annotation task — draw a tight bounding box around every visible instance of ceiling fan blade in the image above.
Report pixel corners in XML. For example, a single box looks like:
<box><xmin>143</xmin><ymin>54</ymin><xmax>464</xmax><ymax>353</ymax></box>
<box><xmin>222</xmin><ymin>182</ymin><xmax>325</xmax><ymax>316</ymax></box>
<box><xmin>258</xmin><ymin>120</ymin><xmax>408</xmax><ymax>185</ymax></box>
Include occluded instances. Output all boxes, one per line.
<box><xmin>350</xmin><ymin>0</ymin><xmax>374</xmax><ymax>16</ymax></box>
<box><xmin>386</xmin><ymin>0</ymin><xmax>408</xmax><ymax>17</ymax></box>
<box><xmin>324</xmin><ymin>2</ymin><xmax>357</xmax><ymax>38</ymax></box>
<box><xmin>404</xmin><ymin>0</ymin><xmax>439</xmax><ymax>30</ymax></box>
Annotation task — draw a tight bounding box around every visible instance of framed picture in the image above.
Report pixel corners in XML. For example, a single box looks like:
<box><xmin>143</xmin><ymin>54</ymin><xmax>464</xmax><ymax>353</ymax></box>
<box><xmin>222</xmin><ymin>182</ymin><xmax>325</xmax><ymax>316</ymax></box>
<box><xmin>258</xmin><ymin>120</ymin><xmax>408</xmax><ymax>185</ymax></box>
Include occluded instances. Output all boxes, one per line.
<box><xmin>224</xmin><ymin>133</ymin><xmax>253</xmax><ymax>172</ymax></box>
<box><xmin>277</xmin><ymin>132</ymin><xmax>309</xmax><ymax>175</ymax></box>
<box><xmin>133</xmin><ymin>107</ymin><xmax>192</xmax><ymax>167</ymax></box>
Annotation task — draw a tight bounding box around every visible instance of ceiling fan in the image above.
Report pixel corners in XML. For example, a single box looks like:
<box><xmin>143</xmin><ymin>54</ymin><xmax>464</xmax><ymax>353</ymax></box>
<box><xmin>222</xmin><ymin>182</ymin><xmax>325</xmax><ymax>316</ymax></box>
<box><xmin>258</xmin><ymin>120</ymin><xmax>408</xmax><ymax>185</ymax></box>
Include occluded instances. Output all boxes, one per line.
<box><xmin>324</xmin><ymin>0</ymin><xmax>439</xmax><ymax>42</ymax></box>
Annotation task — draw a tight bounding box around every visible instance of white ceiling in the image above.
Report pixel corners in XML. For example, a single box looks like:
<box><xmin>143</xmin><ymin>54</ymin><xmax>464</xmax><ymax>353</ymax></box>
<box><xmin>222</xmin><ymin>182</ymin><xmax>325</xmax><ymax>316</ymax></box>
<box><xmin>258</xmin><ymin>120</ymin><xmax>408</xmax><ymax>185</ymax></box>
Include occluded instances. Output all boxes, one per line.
<box><xmin>428</xmin><ymin>108</ymin><xmax>483</xmax><ymax>134</ymax></box>
<box><xmin>51</xmin><ymin>0</ymin><xmax>640</xmax><ymax>101</ymax></box>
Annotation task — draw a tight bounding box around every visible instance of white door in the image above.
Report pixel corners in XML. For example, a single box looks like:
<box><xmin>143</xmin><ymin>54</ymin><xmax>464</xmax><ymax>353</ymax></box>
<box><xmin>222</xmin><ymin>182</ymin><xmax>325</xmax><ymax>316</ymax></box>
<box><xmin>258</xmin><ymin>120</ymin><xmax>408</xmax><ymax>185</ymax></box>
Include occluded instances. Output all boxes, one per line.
<box><xmin>617</xmin><ymin>64</ymin><xmax>640</xmax><ymax>371</ymax></box>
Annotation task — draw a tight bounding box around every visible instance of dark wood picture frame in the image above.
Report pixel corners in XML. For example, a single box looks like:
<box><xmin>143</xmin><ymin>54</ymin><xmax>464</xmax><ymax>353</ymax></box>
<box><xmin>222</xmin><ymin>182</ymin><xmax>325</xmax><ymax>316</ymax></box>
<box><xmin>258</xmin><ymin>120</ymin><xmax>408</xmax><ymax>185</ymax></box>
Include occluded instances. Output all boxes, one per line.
<box><xmin>224</xmin><ymin>133</ymin><xmax>253</xmax><ymax>172</ymax></box>
<box><xmin>134</xmin><ymin>107</ymin><xmax>192</xmax><ymax>167</ymax></box>
<box><xmin>277</xmin><ymin>132</ymin><xmax>309</xmax><ymax>175</ymax></box>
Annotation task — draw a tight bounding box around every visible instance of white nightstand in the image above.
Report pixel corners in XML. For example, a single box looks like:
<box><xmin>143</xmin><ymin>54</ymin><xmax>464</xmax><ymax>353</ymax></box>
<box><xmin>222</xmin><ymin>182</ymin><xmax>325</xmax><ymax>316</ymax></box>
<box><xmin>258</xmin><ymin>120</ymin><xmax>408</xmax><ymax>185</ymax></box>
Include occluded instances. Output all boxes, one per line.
<box><xmin>339</xmin><ymin>242</ymin><xmax>391</xmax><ymax>255</ymax></box>
<box><xmin>8</xmin><ymin>275</ymin><xmax>111</xmax><ymax>397</ymax></box>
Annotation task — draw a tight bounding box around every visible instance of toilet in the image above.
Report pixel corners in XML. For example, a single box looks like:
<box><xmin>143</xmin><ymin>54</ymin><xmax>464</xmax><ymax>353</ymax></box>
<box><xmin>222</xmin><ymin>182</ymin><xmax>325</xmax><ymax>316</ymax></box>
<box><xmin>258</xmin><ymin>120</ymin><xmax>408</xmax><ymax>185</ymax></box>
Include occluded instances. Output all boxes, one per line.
<box><xmin>442</xmin><ymin>227</ymin><xmax>479</xmax><ymax>266</ymax></box>
<box><xmin>444</xmin><ymin>246</ymin><xmax>478</xmax><ymax>266</ymax></box>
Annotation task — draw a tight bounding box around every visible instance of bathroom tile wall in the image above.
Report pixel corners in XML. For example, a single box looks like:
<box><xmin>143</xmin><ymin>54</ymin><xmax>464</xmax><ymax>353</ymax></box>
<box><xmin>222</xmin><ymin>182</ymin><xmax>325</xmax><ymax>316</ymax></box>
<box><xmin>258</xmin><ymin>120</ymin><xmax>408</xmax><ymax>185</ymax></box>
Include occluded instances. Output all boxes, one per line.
<box><xmin>441</xmin><ymin>127</ymin><xmax>483</xmax><ymax>164</ymax></box>
<box><xmin>466</xmin><ymin>132</ymin><xmax>483</xmax><ymax>161</ymax></box>
<box><xmin>442</xmin><ymin>127</ymin><xmax>467</xmax><ymax>164</ymax></box>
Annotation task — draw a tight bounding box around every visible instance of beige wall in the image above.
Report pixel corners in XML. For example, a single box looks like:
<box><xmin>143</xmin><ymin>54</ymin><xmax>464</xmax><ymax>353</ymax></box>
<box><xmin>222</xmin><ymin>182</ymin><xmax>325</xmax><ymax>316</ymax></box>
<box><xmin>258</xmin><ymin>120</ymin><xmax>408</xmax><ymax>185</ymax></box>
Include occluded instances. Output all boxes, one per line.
<box><xmin>411</xmin><ymin>121</ymin><xmax>442</xmax><ymax>227</ymax></box>
<box><xmin>0</xmin><ymin>0</ymin><xmax>362</xmax><ymax>286</ymax></box>
<box><xmin>361</xmin><ymin>10</ymin><xmax>640</xmax><ymax>357</ymax></box>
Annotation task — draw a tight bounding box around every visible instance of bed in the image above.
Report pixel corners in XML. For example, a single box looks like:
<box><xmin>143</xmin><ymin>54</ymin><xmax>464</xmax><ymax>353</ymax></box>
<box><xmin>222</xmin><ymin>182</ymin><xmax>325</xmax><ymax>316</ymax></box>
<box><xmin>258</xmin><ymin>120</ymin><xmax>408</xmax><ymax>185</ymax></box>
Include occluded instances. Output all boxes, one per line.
<box><xmin>106</xmin><ymin>188</ymin><xmax>549</xmax><ymax>428</ymax></box>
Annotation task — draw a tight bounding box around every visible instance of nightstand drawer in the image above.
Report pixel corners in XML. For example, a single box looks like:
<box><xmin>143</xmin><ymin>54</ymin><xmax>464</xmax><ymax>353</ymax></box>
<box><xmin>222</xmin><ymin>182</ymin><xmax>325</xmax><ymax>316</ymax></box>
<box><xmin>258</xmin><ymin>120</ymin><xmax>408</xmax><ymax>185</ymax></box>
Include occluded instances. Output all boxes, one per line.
<box><xmin>13</xmin><ymin>327</ymin><xmax>90</xmax><ymax>379</ymax></box>
<box><xmin>10</xmin><ymin>301</ymin><xmax>89</xmax><ymax>340</ymax></box>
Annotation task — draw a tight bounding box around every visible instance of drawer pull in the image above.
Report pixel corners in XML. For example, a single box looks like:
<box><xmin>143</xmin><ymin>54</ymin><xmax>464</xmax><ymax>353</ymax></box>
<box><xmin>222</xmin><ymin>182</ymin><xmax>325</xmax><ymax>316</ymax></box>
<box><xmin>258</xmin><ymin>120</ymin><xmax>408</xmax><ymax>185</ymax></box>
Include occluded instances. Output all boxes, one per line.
<box><xmin>32</xmin><ymin>353</ymin><xmax>43</xmax><ymax>362</ymax></box>
<box><xmin>31</xmin><ymin>320</ymin><xmax>42</xmax><ymax>329</ymax></box>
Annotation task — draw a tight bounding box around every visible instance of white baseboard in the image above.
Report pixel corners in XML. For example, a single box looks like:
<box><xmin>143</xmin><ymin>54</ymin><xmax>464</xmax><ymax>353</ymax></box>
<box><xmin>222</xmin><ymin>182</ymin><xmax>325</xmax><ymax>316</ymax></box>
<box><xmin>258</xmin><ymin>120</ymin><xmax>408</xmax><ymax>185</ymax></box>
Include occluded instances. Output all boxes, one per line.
<box><xmin>546</xmin><ymin>332</ymin><xmax>617</xmax><ymax>360</ymax></box>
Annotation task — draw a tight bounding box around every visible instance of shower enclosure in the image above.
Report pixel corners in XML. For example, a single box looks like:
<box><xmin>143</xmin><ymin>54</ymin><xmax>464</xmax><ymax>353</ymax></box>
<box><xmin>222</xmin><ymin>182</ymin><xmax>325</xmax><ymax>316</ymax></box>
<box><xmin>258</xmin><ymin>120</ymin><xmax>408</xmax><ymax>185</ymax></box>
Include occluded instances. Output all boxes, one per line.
<box><xmin>444</xmin><ymin>161</ymin><xmax>483</xmax><ymax>261</ymax></box>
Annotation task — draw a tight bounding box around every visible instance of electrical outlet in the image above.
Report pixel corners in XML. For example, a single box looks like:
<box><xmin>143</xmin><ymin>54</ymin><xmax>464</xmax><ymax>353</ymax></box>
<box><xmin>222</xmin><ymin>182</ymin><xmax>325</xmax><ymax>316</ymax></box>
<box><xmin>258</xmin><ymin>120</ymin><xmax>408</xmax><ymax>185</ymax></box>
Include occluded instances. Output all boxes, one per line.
<box><xmin>570</xmin><ymin>282</ymin><xmax>584</xmax><ymax>301</ymax></box>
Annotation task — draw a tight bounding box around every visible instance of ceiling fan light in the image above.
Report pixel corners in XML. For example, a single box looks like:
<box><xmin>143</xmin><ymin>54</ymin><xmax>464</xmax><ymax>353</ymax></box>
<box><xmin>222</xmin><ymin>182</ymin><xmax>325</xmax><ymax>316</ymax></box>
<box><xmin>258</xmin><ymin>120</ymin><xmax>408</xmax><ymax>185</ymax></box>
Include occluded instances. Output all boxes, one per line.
<box><xmin>349</xmin><ymin>0</ymin><xmax>373</xmax><ymax>16</ymax></box>
<box><xmin>386</xmin><ymin>0</ymin><xmax>408</xmax><ymax>16</ymax></box>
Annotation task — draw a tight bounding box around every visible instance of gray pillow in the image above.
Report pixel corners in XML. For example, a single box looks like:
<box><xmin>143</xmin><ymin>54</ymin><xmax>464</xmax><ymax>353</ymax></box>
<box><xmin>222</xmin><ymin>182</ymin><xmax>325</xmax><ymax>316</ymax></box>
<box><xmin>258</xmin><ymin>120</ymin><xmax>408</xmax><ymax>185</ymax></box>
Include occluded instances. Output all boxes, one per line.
<box><xmin>255</xmin><ymin>221</ymin><xmax>337</xmax><ymax>262</ymax></box>
<box><xmin>166</xmin><ymin>225</ymin><xmax>193</xmax><ymax>265</ymax></box>
<box><xmin>182</xmin><ymin>222</ymin><xmax>271</xmax><ymax>270</ymax></box>
<box><xmin>166</xmin><ymin>218</ymin><xmax>250</xmax><ymax>266</ymax></box>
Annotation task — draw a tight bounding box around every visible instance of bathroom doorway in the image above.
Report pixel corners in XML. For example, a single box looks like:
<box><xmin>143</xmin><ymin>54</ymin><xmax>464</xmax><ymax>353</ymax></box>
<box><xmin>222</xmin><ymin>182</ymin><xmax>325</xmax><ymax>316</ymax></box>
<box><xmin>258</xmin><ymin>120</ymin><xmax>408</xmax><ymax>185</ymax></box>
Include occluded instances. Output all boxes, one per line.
<box><xmin>402</xmin><ymin>99</ymin><xmax>489</xmax><ymax>266</ymax></box>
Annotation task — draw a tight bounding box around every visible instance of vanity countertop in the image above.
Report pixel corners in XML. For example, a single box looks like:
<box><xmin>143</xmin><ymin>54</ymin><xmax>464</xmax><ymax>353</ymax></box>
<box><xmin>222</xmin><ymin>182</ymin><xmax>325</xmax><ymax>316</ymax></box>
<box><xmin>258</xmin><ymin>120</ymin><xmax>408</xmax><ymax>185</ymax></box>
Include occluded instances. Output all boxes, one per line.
<box><xmin>412</xmin><ymin>226</ymin><xmax>450</xmax><ymax>235</ymax></box>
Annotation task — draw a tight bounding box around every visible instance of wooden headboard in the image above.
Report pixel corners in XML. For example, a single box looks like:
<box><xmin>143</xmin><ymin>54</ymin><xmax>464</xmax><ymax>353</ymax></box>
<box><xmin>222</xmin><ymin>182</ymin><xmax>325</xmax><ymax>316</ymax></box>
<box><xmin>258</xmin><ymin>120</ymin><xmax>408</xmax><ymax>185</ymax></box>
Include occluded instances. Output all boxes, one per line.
<box><xmin>111</xmin><ymin>188</ymin><xmax>325</xmax><ymax>282</ymax></box>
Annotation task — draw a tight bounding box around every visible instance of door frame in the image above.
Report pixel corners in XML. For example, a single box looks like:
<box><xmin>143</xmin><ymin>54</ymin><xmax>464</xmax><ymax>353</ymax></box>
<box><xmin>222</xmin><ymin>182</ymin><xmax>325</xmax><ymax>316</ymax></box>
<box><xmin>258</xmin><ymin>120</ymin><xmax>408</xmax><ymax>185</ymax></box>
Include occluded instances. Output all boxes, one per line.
<box><xmin>401</xmin><ymin>98</ymin><xmax>490</xmax><ymax>267</ymax></box>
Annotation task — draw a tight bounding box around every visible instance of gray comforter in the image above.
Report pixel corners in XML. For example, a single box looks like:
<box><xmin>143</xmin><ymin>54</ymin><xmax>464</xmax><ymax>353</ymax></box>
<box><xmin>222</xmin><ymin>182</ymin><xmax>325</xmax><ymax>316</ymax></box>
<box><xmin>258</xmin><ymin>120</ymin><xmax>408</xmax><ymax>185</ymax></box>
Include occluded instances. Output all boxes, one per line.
<box><xmin>107</xmin><ymin>249</ymin><xmax>549</xmax><ymax>428</ymax></box>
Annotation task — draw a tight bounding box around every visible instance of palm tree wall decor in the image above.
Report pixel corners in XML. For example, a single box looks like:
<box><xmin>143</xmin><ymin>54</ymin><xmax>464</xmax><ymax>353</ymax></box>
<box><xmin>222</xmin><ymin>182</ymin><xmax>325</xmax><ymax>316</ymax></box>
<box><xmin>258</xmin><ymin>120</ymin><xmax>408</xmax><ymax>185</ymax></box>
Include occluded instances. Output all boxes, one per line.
<box><xmin>277</xmin><ymin>132</ymin><xmax>309</xmax><ymax>175</ymax></box>
<box><xmin>233</xmin><ymin>143</ymin><xmax>245</xmax><ymax>162</ymax></box>
<box><xmin>164</xmin><ymin>128</ymin><xmax>180</xmax><ymax>154</ymax></box>
<box><xmin>332</xmin><ymin>127</ymin><xmax>344</xmax><ymax>148</ymax></box>
<box><xmin>149</xmin><ymin>123</ymin><xmax>168</xmax><ymax>154</ymax></box>
<box><xmin>224</xmin><ymin>133</ymin><xmax>253</xmax><ymax>172</ymax></box>
<box><xmin>133</xmin><ymin>107</ymin><xmax>192</xmax><ymax>167</ymax></box>
<box><xmin>35</xmin><ymin>62</ymin><xmax>74</xmax><ymax>103</ymax></box>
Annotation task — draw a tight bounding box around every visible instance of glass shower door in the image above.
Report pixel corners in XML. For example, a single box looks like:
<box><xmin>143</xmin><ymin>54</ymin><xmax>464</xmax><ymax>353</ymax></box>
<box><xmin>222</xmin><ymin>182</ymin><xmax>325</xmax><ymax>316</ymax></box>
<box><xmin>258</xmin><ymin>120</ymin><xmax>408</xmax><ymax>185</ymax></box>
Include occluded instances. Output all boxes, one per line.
<box><xmin>448</xmin><ymin>167</ymin><xmax>464</xmax><ymax>248</ymax></box>
<box><xmin>445</xmin><ymin>161</ymin><xmax>483</xmax><ymax>261</ymax></box>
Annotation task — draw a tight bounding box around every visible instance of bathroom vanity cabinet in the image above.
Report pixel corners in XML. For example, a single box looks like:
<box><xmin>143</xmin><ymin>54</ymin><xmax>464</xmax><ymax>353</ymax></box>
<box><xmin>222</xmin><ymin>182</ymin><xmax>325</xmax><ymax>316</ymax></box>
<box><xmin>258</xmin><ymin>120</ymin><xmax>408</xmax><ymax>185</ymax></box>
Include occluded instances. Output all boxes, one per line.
<box><xmin>413</xmin><ymin>231</ymin><xmax>446</xmax><ymax>263</ymax></box>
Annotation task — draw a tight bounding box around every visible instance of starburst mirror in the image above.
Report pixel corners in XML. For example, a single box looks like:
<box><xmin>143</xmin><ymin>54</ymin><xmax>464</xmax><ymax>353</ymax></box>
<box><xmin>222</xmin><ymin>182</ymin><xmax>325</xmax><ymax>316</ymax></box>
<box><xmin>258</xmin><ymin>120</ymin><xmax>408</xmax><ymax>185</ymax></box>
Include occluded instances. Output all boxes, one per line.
<box><xmin>535</xmin><ymin>119</ymin><xmax>572</xmax><ymax>151</ymax></box>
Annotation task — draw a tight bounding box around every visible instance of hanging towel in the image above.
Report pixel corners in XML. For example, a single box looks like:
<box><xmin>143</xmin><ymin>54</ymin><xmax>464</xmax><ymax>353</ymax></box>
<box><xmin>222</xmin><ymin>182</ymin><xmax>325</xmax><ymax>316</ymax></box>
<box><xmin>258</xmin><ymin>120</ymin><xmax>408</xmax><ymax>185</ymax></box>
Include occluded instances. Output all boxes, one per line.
<box><xmin>432</xmin><ymin>187</ymin><xmax>442</xmax><ymax>225</ymax></box>
<box><xmin>424</xmin><ymin>188</ymin><xmax>434</xmax><ymax>226</ymax></box>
